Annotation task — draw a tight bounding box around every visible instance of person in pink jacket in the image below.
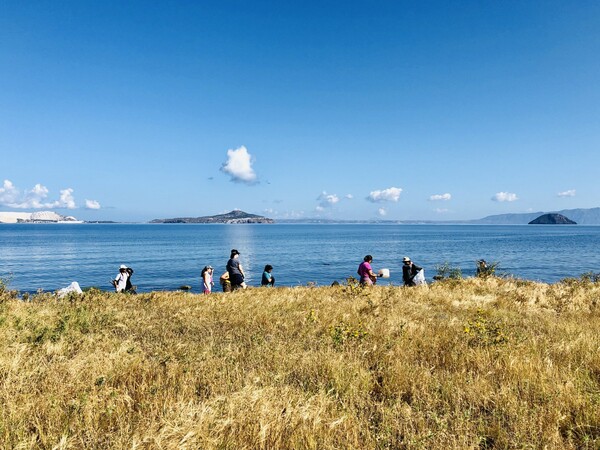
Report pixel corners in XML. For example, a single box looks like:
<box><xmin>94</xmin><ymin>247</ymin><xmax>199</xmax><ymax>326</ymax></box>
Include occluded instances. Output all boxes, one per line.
<box><xmin>357</xmin><ymin>255</ymin><xmax>381</xmax><ymax>286</ymax></box>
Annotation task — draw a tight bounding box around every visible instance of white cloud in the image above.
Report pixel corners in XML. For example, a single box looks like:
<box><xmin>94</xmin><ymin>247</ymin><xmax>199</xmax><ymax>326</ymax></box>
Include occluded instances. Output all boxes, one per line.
<box><xmin>85</xmin><ymin>199</ymin><xmax>101</xmax><ymax>209</ymax></box>
<box><xmin>492</xmin><ymin>192</ymin><xmax>518</xmax><ymax>202</ymax></box>
<box><xmin>317</xmin><ymin>191</ymin><xmax>340</xmax><ymax>208</ymax></box>
<box><xmin>58</xmin><ymin>188</ymin><xmax>76</xmax><ymax>209</ymax></box>
<box><xmin>263</xmin><ymin>208</ymin><xmax>279</xmax><ymax>217</ymax></box>
<box><xmin>557</xmin><ymin>189</ymin><xmax>576</xmax><ymax>198</ymax></box>
<box><xmin>0</xmin><ymin>180</ymin><xmax>20</xmax><ymax>205</ymax></box>
<box><xmin>435</xmin><ymin>208</ymin><xmax>449</xmax><ymax>214</ymax></box>
<box><xmin>220</xmin><ymin>145</ymin><xmax>257</xmax><ymax>184</ymax></box>
<box><xmin>24</xmin><ymin>183</ymin><xmax>53</xmax><ymax>208</ymax></box>
<box><xmin>345</xmin><ymin>194</ymin><xmax>353</xmax><ymax>199</ymax></box>
<box><xmin>367</xmin><ymin>187</ymin><xmax>402</xmax><ymax>203</ymax></box>
<box><xmin>429</xmin><ymin>193</ymin><xmax>451</xmax><ymax>201</ymax></box>
<box><xmin>378</xmin><ymin>208</ymin><xmax>387</xmax><ymax>216</ymax></box>
<box><xmin>0</xmin><ymin>179</ymin><xmax>77</xmax><ymax>209</ymax></box>
<box><xmin>282</xmin><ymin>210</ymin><xmax>304</xmax><ymax>219</ymax></box>
<box><xmin>315</xmin><ymin>206</ymin><xmax>325</xmax><ymax>212</ymax></box>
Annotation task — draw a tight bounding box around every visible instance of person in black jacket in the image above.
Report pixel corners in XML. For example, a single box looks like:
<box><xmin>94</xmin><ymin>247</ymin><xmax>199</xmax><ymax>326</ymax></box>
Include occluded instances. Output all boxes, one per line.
<box><xmin>226</xmin><ymin>249</ymin><xmax>247</xmax><ymax>290</ymax></box>
<box><xmin>402</xmin><ymin>256</ymin><xmax>422</xmax><ymax>286</ymax></box>
<box><xmin>476</xmin><ymin>259</ymin><xmax>488</xmax><ymax>276</ymax></box>
<box><xmin>124</xmin><ymin>267</ymin><xmax>136</xmax><ymax>293</ymax></box>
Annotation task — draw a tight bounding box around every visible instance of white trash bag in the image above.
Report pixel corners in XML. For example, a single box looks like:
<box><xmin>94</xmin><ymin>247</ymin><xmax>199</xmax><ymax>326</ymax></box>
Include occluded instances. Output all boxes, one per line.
<box><xmin>57</xmin><ymin>281</ymin><xmax>83</xmax><ymax>298</ymax></box>
<box><xmin>378</xmin><ymin>268</ymin><xmax>390</xmax><ymax>278</ymax></box>
<box><xmin>413</xmin><ymin>270</ymin><xmax>427</xmax><ymax>286</ymax></box>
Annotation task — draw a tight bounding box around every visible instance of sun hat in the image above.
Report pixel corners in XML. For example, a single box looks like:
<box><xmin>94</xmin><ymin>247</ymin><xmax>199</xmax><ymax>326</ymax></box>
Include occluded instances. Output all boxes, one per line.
<box><xmin>207</xmin><ymin>265</ymin><xmax>213</xmax><ymax>269</ymax></box>
<box><xmin>120</xmin><ymin>264</ymin><xmax>128</xmax><ymax>269</ymax></box>
<box><xmin>402</xmin><ymin>257</ymin><xmax>411</xmax><ymax>263</ymax></box>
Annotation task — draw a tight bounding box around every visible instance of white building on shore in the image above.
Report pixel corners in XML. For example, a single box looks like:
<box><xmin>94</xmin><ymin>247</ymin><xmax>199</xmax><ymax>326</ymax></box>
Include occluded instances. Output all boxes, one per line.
<box><xmin>0</xmin><ymin>211</ymin><xmax>82</xmax><ymax>223</ymax></box>
<box><xmin>0</xmin><ymin>212</ymin><xmax>32</xmax><ymax>223</ymax></box>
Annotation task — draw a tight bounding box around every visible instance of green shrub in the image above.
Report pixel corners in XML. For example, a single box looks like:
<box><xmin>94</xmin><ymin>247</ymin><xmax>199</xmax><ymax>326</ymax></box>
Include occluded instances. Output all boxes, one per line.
<box><xmin>435</xmin><ymin>262</ymin><xmax>463</xmax><ymax>280</ymax></box>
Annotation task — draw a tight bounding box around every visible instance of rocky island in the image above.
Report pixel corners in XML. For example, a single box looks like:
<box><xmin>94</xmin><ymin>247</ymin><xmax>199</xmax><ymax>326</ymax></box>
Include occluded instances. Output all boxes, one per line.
<box><xmin>150</xmin><ymin>210</ymin><xmax>274</xmax><ymax>224</ymax></box>
<box><xmin>528</xmin><ymin>213</ymin><xmax>577</xmax><ymax>225</ymax></box>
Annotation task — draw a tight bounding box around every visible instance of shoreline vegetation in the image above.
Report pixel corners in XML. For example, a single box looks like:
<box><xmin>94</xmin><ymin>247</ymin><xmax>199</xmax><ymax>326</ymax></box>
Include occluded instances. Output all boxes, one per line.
<box><xmin>1</xmin><ymin>277</ymin><xmax>600</xmax><ymax>448</ymax></box>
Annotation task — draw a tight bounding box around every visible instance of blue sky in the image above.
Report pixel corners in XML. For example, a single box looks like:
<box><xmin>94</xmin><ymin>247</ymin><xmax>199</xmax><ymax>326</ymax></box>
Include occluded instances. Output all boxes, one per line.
<box><xmin>1</xmin><ymin>1</ymin><xmax>599</xmax><ymax>221</ymax></box>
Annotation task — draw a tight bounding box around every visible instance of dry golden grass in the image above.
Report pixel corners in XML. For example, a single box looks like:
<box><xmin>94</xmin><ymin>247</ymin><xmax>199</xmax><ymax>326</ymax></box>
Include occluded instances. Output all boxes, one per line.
<box><xmin>1</xmin><ymin>277</ymin><xmax>600</xmax><ymax>449</ymax></box>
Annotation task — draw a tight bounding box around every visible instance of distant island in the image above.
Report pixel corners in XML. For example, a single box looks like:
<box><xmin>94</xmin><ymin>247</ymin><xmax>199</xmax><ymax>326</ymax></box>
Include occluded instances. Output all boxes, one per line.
<box><xmin>150</xmin><ymin>210</ymin><xmax>274</xmax><ymax>224</ymax></box>
<box><xmin>470</xmin><ymin>207</ymin><xmax>600</xmax><ymax>225</ymax></box>
<box><xmin>528</xmin><ymin>213</ymin><xmax>576</xmax><ymax>225</ymax></box>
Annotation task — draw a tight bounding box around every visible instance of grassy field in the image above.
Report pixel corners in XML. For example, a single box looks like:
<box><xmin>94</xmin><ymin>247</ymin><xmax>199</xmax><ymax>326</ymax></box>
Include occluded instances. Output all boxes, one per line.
<box><xmin>1</xmin><ymin>277</ymin><xmax>600</xmax><ymax>449</ymax></box>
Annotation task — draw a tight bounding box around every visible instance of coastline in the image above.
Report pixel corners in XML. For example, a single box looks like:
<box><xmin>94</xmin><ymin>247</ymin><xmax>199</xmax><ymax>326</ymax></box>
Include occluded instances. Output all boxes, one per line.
<box><xmin>2</xmin><ymin>224</ymin><xmax>599</xmax><ymax>293</ymax></box>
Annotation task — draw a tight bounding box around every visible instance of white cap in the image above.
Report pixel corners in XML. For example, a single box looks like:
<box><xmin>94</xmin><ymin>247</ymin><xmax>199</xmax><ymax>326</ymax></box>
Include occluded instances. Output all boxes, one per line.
<box><xmin>120</xmin><ymin>264</ymin><xmax>128</xmax><ymax>269</ymax></box>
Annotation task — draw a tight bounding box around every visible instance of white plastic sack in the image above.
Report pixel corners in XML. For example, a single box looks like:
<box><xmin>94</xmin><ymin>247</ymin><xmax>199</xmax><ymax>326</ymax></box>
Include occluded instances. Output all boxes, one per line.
<box><xmin>413</xmin><ymin>270</ymin><xmax>426</xmax><ymax>286</ymax></box>
<box><xmin>57</xmin><ymin>281</ymin><xmax>83</xmax><ymax>298</ymax></box>
<box><xmin>378</xmin><ymin>268</ymin><xmax>390</xmax><ymax>278</ymax></box>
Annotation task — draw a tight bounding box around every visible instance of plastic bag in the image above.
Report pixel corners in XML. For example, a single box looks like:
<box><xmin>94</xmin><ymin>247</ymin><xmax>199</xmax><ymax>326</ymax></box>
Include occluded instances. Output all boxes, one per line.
<box><xmin>57</xmin><ymin>281</ymin><xmax>83</xmax><ymax>298</ymax></box>
<box><xmin>378</xmin><ymin>268</ymin><xmax>390</xmax><ymax>278</ymax></box>
<box><xmin>413</xmin><ymin>270</ymin><xmax>426</xmax><ymax>286</ymax></box>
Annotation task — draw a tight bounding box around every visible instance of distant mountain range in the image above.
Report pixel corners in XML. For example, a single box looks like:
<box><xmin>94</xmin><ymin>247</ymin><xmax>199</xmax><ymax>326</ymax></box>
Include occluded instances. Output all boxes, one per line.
<box><xmin>150</xmin><ymin>210</ymin><xmax>274</xmax><ymax>224</ymax></box>
<box><xmin>277</xmin><ymin>207</ymin><xmax>600</xmax><ymax>225</ymax></box>
<box><xmin>3</xmin><ymin>207</ymin><xmax>597</xmax><ymax>225</ymax></box>
<box><xmin>470</xmin><ymin>208</ymin><xmax>600</xmax><ymax>225</ymax></box>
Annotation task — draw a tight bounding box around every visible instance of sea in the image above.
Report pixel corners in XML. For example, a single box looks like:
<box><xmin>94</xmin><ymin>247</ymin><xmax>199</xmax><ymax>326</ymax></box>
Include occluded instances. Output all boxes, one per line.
<box><xmin>0</xmin><ymin>223</ymin><xmax>598</xmax><ymax>294</ymax></box>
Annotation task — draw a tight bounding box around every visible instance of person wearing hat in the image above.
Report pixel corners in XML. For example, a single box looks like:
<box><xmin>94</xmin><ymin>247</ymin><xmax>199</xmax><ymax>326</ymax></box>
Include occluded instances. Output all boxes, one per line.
<box><xmin>226</xmin><ymin>249</ymin><xmax>247</xmax><ymax>290</ymax></box>
<box><xmin>201</xmin><ymin>265</ymin><xmax>214</xmax><ymax>294</ymax></box>
<box><xmin>476</xmin><ymin>259</ymin><xmax>489</xmax><ymax>277</ymax></box>
<box><xmin>113</xmin><ymin>264</ymin><xmax>131</xmax><ymax>293</ymax></box>
<box><xmin>402</xmin><ymin>256</ymin><xmax>423</xmax><ymax>286</ymax></box>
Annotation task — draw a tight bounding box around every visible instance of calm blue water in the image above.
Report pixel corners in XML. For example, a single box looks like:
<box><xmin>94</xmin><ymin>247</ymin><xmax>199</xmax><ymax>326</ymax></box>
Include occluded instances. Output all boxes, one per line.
<box><xmin>0</xmin><ymin>224</ymin><xmax>598</xmax><ymax>293</ymax></box>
